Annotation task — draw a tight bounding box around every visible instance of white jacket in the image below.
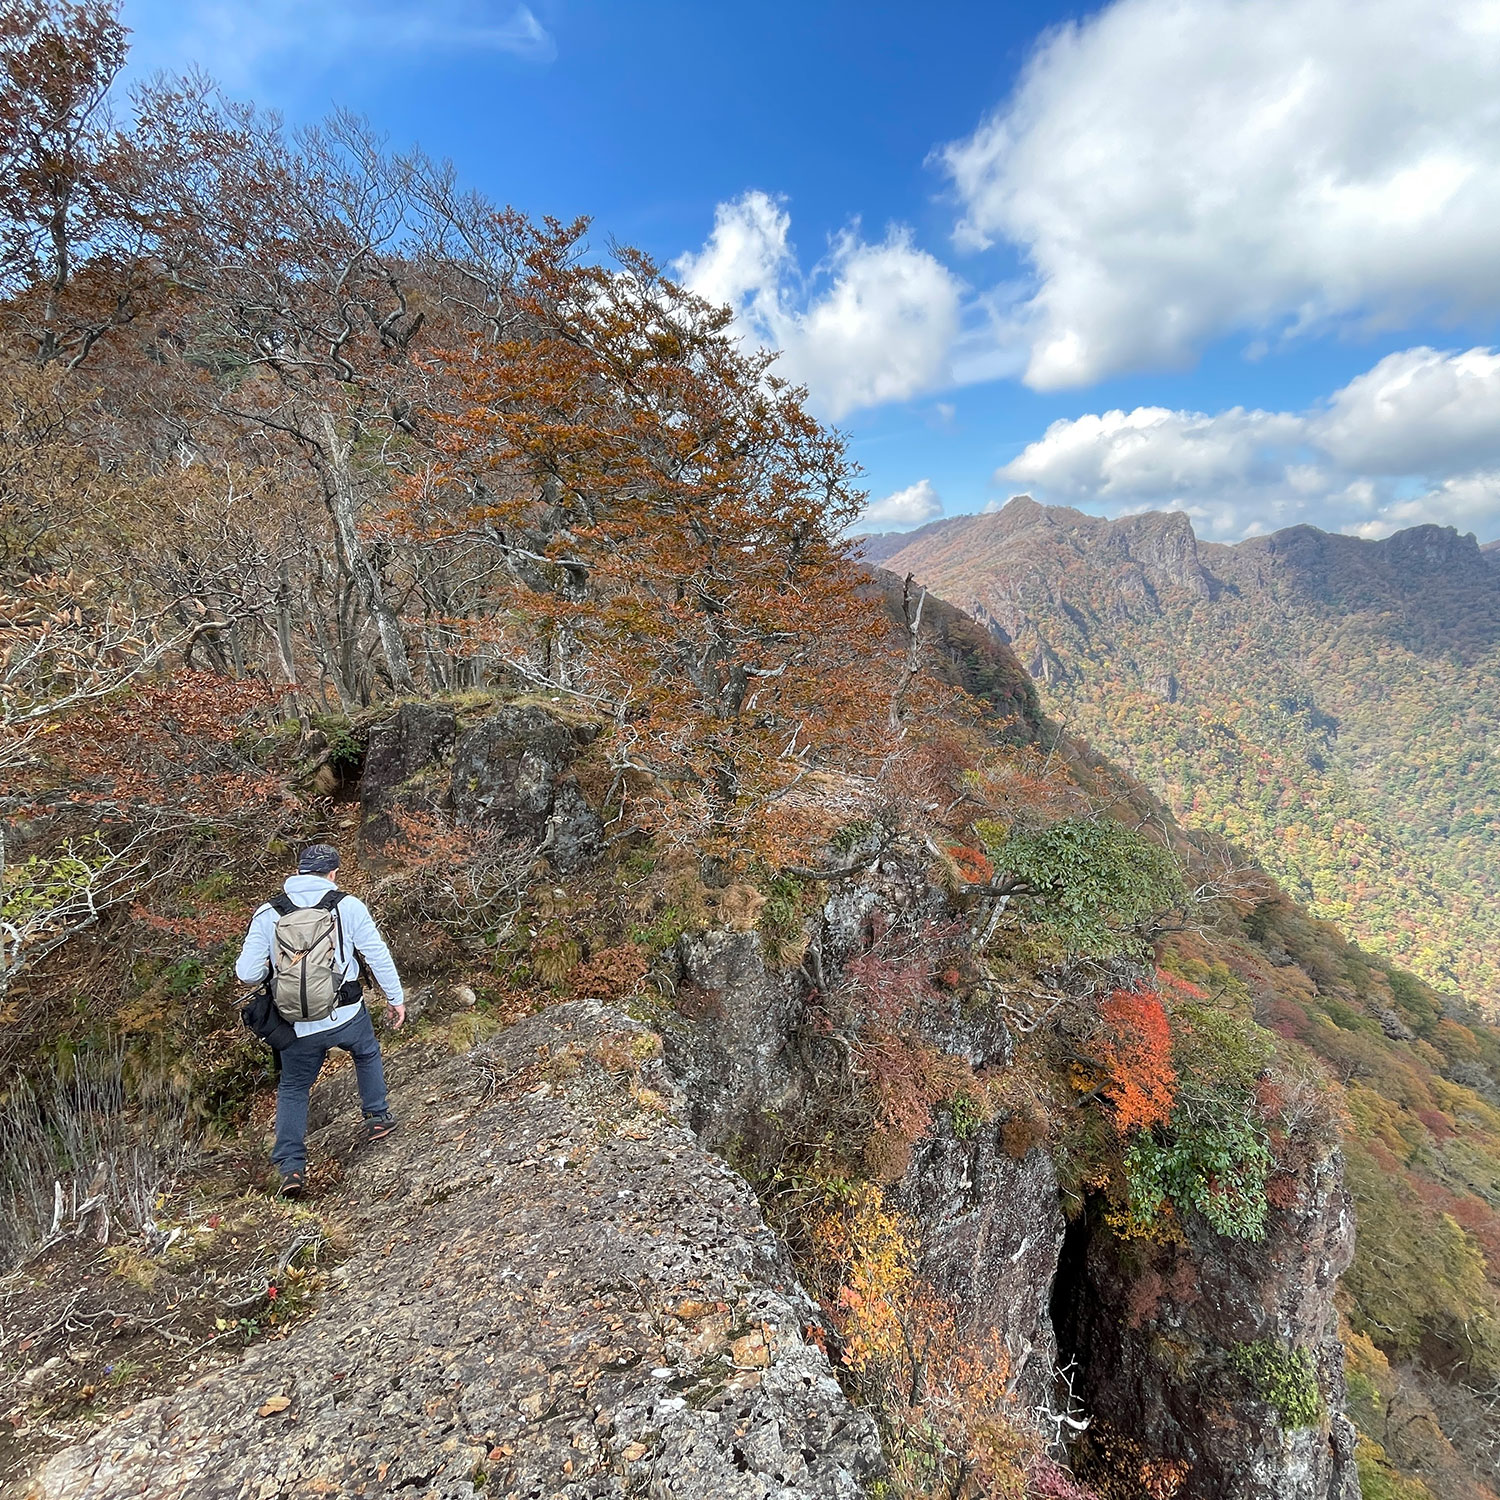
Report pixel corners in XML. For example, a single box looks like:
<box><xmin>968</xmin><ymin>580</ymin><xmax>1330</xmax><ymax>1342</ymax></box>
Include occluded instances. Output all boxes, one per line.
<box><xmin>235</xmin><ymin>874</ymin><xmax>405</xmax><ymax>1038</ymax></box>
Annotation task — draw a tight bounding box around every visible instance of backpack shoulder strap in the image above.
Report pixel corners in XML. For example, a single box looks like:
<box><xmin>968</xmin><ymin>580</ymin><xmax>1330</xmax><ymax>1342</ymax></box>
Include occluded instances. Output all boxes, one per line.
<box><xmin>269</xmin><ymin>894</ymin><xmax>297</xmax><ymax>917</ymax></box>
<box><xmin>316</xmin><ymin>891</ymin><xmax>348</xmax><ymax>911</ymax></box>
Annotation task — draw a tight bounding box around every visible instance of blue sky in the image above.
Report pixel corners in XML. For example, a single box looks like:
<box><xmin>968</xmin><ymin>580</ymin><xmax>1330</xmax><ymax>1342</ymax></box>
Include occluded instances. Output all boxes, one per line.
<box><xmin>119</xmin><ymin>0</ymin><xmax>1500</xmax><ymax>543</ymax></box>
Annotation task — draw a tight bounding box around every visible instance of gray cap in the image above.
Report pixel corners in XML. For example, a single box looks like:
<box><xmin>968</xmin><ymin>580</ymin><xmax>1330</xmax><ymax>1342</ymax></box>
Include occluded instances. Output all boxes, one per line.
<box><xmin>297</xmin><ymin>843</ymin><xmax>341</xmax><ymax>875</ymax></box>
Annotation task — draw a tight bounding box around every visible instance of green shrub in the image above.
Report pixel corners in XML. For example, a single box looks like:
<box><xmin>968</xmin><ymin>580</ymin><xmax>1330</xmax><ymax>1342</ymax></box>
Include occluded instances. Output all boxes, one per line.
<box><xmin>1231</xmin><ymin>1340</ymin><xmax>1322</xmax><ymax>1428</ymax></box>
<box><xmin>1123</xmin><ymin>1113</ymin><xmax>1273</xmax><ymax>1241</ymax></box>
<box><xmin>312</xmin><ymin>716</ymin><xmax>363</xmax><ymax>772</ymax></box>
<box><xmin>758</xmin><ymin>874</ymin><xmax>809</xmax><ymax>939</ymax></box>
<box><xmin>983</xmin><ymin>818</ymin><xmax>1186</xmax><ymax>959</ymax></box>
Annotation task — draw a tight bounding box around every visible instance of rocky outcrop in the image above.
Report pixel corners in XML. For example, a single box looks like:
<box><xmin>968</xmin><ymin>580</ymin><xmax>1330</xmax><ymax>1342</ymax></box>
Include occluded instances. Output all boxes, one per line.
<box><xmin>447</xmin><ymin>704</ymin><xmax>601</xmax><ymax>871</ymax></box>
<box><xmin>23</xmin><ymin>1003</ymin><xmax>880</xmax><ymax>1500</ymax></box>
<box><xmin>655</xmin><ymin>842</ymin><xmax>1360</xmax><ymax>1500</ymax></box>
<box><xmin>665</xmin><ymin>928</ymin><xmax>807</xmax><ymax>1155</ymax></box>
<box><xmin>360</xmin><ymin>701</ymin><xmax>458</xmax><ymax>844</ymax></box>
<box><xmin>359</xmin><ymin>699</ymin><xmax>603</xmax><ymax>873</ymax></box>
<box><xmin>1057</xmin><ymin>1145</ymin><xmax>1359</xmax><ymax>1500</ymax></box>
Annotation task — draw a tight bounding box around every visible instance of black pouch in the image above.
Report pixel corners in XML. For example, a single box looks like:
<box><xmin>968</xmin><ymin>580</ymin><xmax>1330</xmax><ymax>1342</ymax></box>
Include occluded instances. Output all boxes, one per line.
<box><xmin>241</xmin><ymin>982</ymin><xmax>298</xmax><ymax>1052</ymax></box>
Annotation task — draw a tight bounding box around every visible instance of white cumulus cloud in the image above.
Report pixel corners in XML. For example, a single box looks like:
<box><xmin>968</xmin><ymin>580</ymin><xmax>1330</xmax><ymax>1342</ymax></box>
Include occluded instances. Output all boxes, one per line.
<box><xmin>850</xmin><ymin>479</ymin><xmax>944</xmax><ymax>535</ymax></box>
<box><xmin>676</xmin><ymin>192</ymin><xmax>964</xmax><ymax>421</ymax></box>
<box><xmin>1312</xmin><ymin>346</ymin><xmax>1500</xmax><ymax>473</ymax></box>
<box><xmin>940</xmin><ymin>0</ymin><xmax>1500</xmax><ymax>389</ymax></box>
<box><xmin>999</xmin><ymin>346</ymin><xmax>1500</xmax><ymax>539</ymax></box>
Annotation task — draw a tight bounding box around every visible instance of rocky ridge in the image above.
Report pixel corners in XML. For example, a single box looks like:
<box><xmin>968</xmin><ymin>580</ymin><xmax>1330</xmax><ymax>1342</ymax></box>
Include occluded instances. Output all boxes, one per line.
<box><xmin>14</xmin><ymin>693</ymin><xmax>1363</xmax><ymax>1499</ymax></box>
<box><xmin>21</xmin><ymin>1002</ymin><xmax>880</xmax><ymax>1500</ymax></box>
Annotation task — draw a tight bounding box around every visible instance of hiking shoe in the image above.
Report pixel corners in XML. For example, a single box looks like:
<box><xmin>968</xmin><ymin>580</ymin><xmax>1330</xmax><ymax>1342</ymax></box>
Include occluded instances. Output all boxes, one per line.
<box><xmin>278</xmin><ymin>1168</ymin><xmax>306</xmax><ymax>1200</ymax></box>
<box><xmin>364</xmin><ymin>1113</ymin><xmax>398</xmax><ymax>1144</ymax></box>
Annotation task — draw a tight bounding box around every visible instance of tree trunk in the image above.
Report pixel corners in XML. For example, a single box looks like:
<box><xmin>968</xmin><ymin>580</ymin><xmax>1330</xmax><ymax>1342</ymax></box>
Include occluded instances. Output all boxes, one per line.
<box><xmin>310</xmin><ymin>405</ymin><xmax>415</xmax><ymax>695</ymax></box>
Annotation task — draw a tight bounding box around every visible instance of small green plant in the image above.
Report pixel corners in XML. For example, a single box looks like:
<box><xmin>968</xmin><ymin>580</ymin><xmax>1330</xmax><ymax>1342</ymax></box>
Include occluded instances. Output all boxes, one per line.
<box><xmin>632</xmin><ymin>905</ymin><xmax>688</xmax><ymax>954</ymax></box>
<box><xmin>758</xmin><ymin>874</ymin><xmax>809</xmax><ymax>939</ymax></box>
<box><xmin>185</xmin><ymin>868</ymin><xmax>237</xmax><ymax>902</ymax></box>
<box><xmin>161</xmin><ymin>957</ymin><xmax>205</xmax><ymax>997</ymax></box>
<box><xmin>1231</xmin><ymin>1340</ymin><xmax>1322</xmax><ymax>1428</ymax></box>
<box><xmin>948</xmin><ymin>1089</ymin><xmax>985</xmax><ymax>1141</ymax></box>
<box><xmin>313</xmin><ymin>716</ymin><xmax>364</xmax><ymax>772</ymax></box>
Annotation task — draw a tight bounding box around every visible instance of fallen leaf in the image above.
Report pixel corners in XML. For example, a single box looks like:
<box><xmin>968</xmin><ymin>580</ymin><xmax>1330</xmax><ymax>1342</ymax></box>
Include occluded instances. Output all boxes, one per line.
<box><xmin>257</xmin><ymin>1394</ymin><xmax>291</xmax><ymax>1417</ymax></box>
<box><xmin>621</xmin><ymin>1442</ymin><xmax>648</xmax><ymax>1462</ymax></box>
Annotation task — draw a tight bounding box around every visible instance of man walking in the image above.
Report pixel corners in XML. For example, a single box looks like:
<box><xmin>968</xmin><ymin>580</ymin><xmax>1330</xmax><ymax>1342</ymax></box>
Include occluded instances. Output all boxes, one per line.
<box><xmin>235</xmin><ymin>844</ymin><xmax>406</xmax><ymax>1197</ymax></box>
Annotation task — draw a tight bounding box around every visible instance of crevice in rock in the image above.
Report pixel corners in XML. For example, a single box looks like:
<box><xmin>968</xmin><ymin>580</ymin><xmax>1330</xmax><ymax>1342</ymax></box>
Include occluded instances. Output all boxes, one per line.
<box><xmin>1048</xmin><ymin>1203</ymin><xmax>1093</xmax><ymax>1400</ymax></box>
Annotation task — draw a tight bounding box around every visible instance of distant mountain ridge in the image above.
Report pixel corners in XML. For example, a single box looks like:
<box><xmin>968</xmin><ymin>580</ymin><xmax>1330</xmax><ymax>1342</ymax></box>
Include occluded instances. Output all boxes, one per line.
<box><xmin>867</xmin><ymin>498</ymin><xmax>1500</xmax><ymax>1003</ymax></box>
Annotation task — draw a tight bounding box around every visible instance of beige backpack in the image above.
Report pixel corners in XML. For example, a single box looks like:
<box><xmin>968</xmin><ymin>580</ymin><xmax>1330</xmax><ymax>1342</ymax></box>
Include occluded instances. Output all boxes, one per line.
<box><xmin>268</xmin><ymin>891</ymin><xmax>348</xmax><ymax>1023</ymax></box>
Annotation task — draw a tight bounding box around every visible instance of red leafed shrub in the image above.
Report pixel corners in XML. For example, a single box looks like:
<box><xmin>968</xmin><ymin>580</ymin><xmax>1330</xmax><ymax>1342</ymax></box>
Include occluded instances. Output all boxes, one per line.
<box><xmin>1097</xmin><ymin>988</ymin><xmax>1177</xmax><ymax>1134</ymax></box>
<box><xmin>1254</xmin><ymin>1076</ymin><xmax>1287</xmax><ymax>1120</ymax></box>
<box><xmin>1266</xmin><ymin>1170</ymin><xmax>1303</xmax><ymax>1210</ymax></box>
<box><xmin>1417</xmin><ymin>1108</ymin><xmax>1457</xmax><ymax>1144</ymax></box>
<box><xmin>858</xmin><ymin>1028</ymin><xmax>973</xmax><ymax>1182</ymax></box>
<box><xmin>570</xmin><ymin>943</ymin><xmax>649</xmax><ymax>1000</ymax></box>
<box><xmin>45</xmin><ymin>672</ymin><xmax>279</xmax><ymax>818</ymax></box>
<box><xmin>841</xmin><ymin>945</ymin><xmax>939</xmax><ymax>1029</ymax></box>
<box><xmin>944</xmin><ymin>843</ymin><xmax>994</xmax><ymax>887</ymax></box>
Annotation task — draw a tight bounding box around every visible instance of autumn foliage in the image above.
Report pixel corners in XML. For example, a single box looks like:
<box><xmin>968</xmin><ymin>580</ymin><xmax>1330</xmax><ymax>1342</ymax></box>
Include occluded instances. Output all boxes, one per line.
<box><xmin>1096</xmin><ymin>988</ymin><xmax>1177</xmax><ymax>1134</ymax></box>
<box><xmin>408</xmin><ymin>227</ymin><xmax>897</xmax><ymax>856</ymax></box>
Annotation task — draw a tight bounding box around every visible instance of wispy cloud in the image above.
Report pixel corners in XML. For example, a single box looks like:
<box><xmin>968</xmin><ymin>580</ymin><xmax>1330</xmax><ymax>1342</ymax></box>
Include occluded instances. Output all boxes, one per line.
<box><xmin>121</xmin><ymin>0</ymin><xmax>554</xmax><ymax>96</ymax></box>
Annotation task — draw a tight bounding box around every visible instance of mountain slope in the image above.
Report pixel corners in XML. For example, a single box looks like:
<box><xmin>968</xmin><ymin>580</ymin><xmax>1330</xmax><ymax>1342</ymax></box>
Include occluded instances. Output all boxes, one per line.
<box><xmin>871</xmin><ymin>498</ymin><xmax>1500</xmax><ymax>1005</ymax></box>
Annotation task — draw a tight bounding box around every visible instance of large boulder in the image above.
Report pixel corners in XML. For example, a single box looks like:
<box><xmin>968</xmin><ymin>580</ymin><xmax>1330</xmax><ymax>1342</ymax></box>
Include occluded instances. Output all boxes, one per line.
<box><xmin>358</xmin><ymin>701</ymin><xmax>603</xmax><ymax>874</ymax></box>
<box><xmin>447</xmin><ymin>705</ymin><xmax>602</xmax><ymax>873</ymax></box>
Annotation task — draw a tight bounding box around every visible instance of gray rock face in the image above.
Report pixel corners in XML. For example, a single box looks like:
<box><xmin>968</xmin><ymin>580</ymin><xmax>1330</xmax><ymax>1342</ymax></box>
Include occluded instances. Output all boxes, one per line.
<box><xmin>1058</xmin><ymin>1145</ymin><xmax>1359</xmax><ymax>1500</ymax></box>
<box><xmin>360</xmin><ymin>701</ymin><xmax>459</xmax><ymax>846</ymax></box>
<box><xmin>659</xmin><ymin>846</ymin><xmax>1360</xmax><ymax>1500</ymax></box>
<box><xmin>448</xmin><ymin>706</ymin><xmax>602</xmax><ymax>873</ymax></box>
<box><xmin>663</xmin><ymin>929</ymin><xmax>807</xmax><ymax>1155</ymax></box>
<box><xmin>357</xmin><ymin>700</ymin><xmax>603</xmax><ymax>874</ymax></box>
<box><xmin>23</xmin><ymin>1004</ymin><xmax>880</xmax><ymax>1500</ymax></box>
<box><xmin>898</xmin><ymin>1129</ymin><xmax>1065</xmax><ymax>1410</ymax></box>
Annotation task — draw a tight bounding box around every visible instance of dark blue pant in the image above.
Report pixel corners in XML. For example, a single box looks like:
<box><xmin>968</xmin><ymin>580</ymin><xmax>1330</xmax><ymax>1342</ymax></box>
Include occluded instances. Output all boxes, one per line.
<box><xmin>272</xmin><ymin>1007</ymin><xmax>389</xmax><ymax>1173</ymax></box>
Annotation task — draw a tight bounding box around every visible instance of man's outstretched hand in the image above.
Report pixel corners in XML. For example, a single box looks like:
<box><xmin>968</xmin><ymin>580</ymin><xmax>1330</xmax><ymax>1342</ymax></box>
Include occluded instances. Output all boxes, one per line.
<box><xmin>387</xmin><ymin>1002</ymin><xmax>407</xmax><ymax>1030</ymax></box>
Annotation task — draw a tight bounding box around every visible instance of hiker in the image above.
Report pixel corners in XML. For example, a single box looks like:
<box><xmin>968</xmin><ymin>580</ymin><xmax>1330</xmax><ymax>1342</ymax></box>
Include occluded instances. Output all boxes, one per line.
<box><xmin>235</xmin><ymin>843</ymin><xmax>406</xmax><ymax>1197</ymax></box>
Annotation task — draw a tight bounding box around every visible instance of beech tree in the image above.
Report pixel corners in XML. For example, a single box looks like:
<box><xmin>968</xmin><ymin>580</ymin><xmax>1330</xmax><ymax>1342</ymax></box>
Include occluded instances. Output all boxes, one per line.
<box><xmin>412</xmin><ymin>228</ymin><xmax>896</xmax><ymax>854</ymax></box>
